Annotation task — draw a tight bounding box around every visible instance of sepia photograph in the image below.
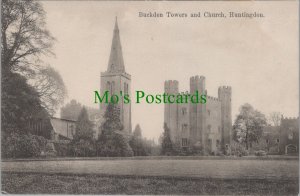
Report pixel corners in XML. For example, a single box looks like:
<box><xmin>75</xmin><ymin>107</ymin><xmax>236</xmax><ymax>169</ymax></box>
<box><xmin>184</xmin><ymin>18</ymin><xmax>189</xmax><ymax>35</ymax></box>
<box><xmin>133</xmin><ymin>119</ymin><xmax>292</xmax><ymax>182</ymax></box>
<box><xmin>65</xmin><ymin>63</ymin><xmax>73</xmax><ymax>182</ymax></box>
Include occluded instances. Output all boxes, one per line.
<box><xmin>1</xmin><ymin>0</ymin><xmax>299</xmax><ymax>195</ymax></box>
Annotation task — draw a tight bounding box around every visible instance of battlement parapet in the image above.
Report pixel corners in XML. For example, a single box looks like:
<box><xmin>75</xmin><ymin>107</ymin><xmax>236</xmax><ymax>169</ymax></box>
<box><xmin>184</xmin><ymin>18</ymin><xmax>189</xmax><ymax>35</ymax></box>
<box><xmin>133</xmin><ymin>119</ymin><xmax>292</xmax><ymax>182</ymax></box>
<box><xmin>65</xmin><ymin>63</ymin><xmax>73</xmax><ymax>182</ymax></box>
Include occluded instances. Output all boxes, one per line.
<box><xmin>218</xmin><ymin>86</ymin><xmax>232</xmax><ymax>94</ymax></box>
<box><xmin>218</xmin><ymin>86</ymin><xmax>231</xmax><ymax>90</ymax></box>
<box><xmin>207</xmin><ymin>95</ymin><xmax>220</xmax><ymax>102</ymax></box>
<box><xmin>178</xmin><ymin>91</ymin><xmax>190</xmax><ymax>95</ymax></box>
<box><xmin>164</xmin><ymin>80</ymin><xmax>179</xmax><ymax>86</ymax></box>
<box><xmin>190</xmin><ymin>75</ymin><xmax>205</xmax><ymax>83</ymax></box>
<box><xmin>164</xmin><ymin>80</ymin><xmax>179</xmax><ymax>93</ymax></box>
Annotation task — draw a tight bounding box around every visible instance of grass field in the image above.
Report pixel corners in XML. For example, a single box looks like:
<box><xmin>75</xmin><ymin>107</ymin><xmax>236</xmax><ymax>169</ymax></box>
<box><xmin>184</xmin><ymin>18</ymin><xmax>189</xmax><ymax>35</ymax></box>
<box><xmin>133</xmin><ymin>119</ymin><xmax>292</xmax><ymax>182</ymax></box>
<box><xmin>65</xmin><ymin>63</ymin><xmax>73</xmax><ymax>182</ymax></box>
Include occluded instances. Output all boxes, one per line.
<box><xmin>1</xmin><ymin>158</ymin><xmax>299</xmax><ymax>194</ymax></box>
<box><xmin>2</xmin><ymin>172</ymin><xmax>298</xmax><ymax>195</ymax></box>
<box><xmin>2</xmin><ymin>159</ymin><xmax>298</xmax><ymax>179</ymax></box>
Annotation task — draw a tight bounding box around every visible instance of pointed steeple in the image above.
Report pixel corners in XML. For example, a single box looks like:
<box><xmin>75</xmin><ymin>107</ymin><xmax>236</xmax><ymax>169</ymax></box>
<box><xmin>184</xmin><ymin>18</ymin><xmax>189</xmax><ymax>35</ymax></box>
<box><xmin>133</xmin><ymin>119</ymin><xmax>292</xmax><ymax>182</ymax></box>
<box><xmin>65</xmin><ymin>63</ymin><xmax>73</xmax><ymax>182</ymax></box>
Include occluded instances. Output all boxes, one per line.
<box><xmin>107</xmin><ymin>17</ymin><xmax>125</xmax><ymax>73</ymax></box>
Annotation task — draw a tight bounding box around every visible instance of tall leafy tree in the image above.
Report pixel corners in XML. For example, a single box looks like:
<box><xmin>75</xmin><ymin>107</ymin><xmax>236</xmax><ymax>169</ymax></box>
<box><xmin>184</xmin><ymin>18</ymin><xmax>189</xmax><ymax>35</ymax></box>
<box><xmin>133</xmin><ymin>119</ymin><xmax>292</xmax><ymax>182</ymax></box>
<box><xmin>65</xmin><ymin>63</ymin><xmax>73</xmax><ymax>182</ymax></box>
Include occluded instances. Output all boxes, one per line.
<box><xmin>1</xmin><ymin>72</ymin><xmax>47</xmax><ymax>134</ymax></box>
<box><xmin>97</xmin><ymin>104</ymin><xmax>133</xmax><ymax>157</ymax></box>
<box><xmin>268</xmin><ymin>112</ymin><xmax>282</xmax><ymax>127</ymax></box>
<box><xmin>2</xmin><ymin>0</ymin><xmax>66</xmax><ymax>116</ymax></box>
<box><xmin>161</xmin><ymin>123</ymin><xmax>173</xmax><ymax>155</ymax></box>
<box><xmin>74</xmin><ymin>107</ymin><xmax>94</xmax><ymax>141</ymax></box>
<box><xmin>60</xmin><ymin>99</ymin><xmax>83</xmax><ymax>121</ymax></box>
<box><xmin>133</xmin><ymin>124</ymin><xmax>142</xmax><ymax>138</ymax></box>
<box><xmin>129</xmin><ymin>124</ymin><xmax>147</xmax><ymax>156</ymax></box>
<box><xmin>30</xmin><ymin>66</ymin><xmax>67</xmax><ymax>115</ymax></box>
<box><xmin>100</xmin><ymin>104</ymin><xmax>123</xmax><ymax>133</ymax></box>
<box><xmin>2</xmin><ymin>0</ymin><xmax>54</xmax><ymax>74</ymax></box>
<box><xmin>71</xmin><ymin>107</ymin><xmax>95</xmax><ymax>157</ymax></box>
<box><xmin>233</xmin><ymin>103</ymin><xmax>267</xmax><ymax>150</ymax></box>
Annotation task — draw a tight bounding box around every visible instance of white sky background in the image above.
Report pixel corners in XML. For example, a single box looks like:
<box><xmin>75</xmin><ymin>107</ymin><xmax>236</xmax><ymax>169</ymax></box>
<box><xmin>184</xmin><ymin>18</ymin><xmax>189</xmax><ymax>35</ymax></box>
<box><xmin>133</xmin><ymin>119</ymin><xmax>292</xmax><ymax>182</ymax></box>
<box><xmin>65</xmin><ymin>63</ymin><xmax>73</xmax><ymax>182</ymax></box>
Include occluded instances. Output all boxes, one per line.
<box><xmin>42</xmin><ymin>1</ymin><xmax>298</xmax><ymax>141</ymax></box>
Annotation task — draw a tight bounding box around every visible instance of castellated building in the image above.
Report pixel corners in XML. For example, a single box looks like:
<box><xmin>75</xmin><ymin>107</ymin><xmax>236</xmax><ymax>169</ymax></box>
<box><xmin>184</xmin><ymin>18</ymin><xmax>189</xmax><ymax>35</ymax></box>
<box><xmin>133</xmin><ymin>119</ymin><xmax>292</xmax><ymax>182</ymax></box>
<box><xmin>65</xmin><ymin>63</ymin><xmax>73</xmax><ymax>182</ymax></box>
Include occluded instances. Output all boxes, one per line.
<box><xmin>100</xmin><ymin>18</ymin><xmax>132</xmax><ymax>134</ymax></box>
<box><xmin>164</xmin><ymin>77</ymin><xmax>232</xmax><ymax>154</ymax></box>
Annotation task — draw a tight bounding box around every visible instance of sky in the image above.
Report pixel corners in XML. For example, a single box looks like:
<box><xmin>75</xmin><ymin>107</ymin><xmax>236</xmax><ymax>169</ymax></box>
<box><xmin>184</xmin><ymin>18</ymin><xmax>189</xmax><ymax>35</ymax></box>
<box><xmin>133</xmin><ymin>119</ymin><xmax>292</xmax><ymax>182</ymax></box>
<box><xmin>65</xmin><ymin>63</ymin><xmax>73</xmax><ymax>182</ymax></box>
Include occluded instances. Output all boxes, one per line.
<box><xmin>42</xmin><ymin>1</ymin><xmax>298</xmax><ymax>141</ymax></box>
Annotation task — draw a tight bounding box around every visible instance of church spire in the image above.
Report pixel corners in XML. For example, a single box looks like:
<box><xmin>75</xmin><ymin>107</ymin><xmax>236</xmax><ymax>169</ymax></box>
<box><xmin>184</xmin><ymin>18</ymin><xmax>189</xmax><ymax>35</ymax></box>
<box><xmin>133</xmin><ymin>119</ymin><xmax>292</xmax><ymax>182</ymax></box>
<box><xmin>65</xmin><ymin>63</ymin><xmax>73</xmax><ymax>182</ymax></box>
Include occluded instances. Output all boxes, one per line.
<box><xmin>107</xmin><ymin>17</ymin><xmax>125</xmax><ymax>73</ymax></box>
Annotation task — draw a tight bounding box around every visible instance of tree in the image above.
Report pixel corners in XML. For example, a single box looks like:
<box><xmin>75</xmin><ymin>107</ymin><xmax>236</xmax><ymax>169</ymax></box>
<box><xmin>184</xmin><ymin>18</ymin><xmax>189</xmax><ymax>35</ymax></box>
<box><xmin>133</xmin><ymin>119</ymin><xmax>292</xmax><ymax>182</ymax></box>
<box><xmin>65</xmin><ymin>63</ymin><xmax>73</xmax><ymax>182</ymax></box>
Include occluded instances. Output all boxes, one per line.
<box><xmin>1</xmin><ymin>71</ymin><xmax>48</xmax><ymax>135</ymax></box>
<box><xmin>74</xmin><ymin>107</ymin><xmax>94</xmax><ymax>141</ymax></box>
<box><xmin>70</xmin><ymin>107</ymin><xmax>95</xmax><ymax>157</ymax></box>
<box><xmin>100</xmin><ymin>104</ymin><xmax>123</xmax><ymax>132</ymax></box>
<box><xmin>129</xmin><ymin>124</ymin><xmax>147</xmax><ymax>156</ymax></box>
<box><xmin>2</xmin><ymin>0</ymin><xmax>55</xmax><ymax>74</ymax></box>
<box><xmin>2</xmin><ymin>0</ymin><xmax>66</xmax><ymax>116</ymax></box>
<box><xmin>29</xmin><ymin>66</ymin><xmax>67</xmax><ymax>115</ymax></box>
<box><xmin>97</xmin><ymin>104</ymin><xmax>133</xmax><ymax>157</ymax></box>
<box><xmin>161</xmin><ymin>123</ymin><xmax>173</xmax><ymax>155</ymax></box>
<box><xmin>268</xmin><ymin>112</ymin><xmax>282</xmax><ymax>127</ymax></box>
<box><xmin>133</xmin><ymin>124</ymin><xmax>142</xmax><ymax>138</ymax></box>
<box><xmin>232</xmin><ymin>103</ymin><xmax>267</xmax><ymax>150</ymax></box>
<box><xmin>60</xmin><ymin>100</ymin><xmax>83</xmax><ymax>121</ymax></box>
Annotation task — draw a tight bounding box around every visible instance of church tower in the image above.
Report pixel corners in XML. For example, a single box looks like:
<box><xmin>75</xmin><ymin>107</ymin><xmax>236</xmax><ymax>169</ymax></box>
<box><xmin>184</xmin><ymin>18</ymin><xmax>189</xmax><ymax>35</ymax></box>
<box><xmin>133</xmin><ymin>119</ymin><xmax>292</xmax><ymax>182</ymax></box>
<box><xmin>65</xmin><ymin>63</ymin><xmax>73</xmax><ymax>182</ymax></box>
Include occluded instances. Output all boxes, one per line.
<box><xmin>100</xmin><ymin>18</ymin><xmax>132</xmax><ymax>133</ymax></box>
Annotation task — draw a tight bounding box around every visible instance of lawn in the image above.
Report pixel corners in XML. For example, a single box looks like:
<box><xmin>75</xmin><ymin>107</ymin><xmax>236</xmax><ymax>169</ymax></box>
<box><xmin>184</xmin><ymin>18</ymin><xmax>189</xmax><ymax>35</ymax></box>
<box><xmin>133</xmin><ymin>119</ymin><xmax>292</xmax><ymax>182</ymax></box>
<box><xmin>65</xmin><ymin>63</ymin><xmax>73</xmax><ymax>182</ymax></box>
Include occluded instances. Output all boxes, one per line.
<box><xmin>2</xmin><ymin>159</ymin><xmax>298</xmax><ymax>179</ymax></box>
<box><xmin>1</xmin><ymin>158</ymin><xmax>299</xmax><ymax>194</ymax></box>
<box><xmin>2</xmin><ymin>172</ymin><xmax>298</xmax><ymax>195</ymax></box>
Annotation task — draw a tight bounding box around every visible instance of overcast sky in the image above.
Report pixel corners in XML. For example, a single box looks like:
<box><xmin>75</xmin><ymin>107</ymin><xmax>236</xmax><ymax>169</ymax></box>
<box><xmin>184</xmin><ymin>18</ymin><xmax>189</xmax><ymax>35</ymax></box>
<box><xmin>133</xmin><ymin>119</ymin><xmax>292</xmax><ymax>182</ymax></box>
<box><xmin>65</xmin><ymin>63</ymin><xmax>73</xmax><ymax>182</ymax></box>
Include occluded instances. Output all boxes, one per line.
<box><xmin>42</xmin><ymin>1</ymin><xmax>298</xmax><ymax>141</ymax></box>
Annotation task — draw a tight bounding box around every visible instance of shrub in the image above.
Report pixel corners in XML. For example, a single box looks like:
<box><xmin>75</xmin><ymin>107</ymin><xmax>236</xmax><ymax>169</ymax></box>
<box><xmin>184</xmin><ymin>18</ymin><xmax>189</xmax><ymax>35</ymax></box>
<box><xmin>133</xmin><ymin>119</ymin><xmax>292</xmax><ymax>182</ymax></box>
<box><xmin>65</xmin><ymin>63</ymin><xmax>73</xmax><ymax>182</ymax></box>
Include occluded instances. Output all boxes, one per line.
<box><xmin>97</xmin><ymin>132</ymin><xmax>133</xmax><ymax>157</ymax></box>
<box><xmin>53</xmin><ymin>142</ymin><xmax>71</xmax><ymax>157</ymax></box>
<box><xmin>2</xmin><ymin>132</ymin><xmax>47</xmax><ymax>158</ymax></box>
<box><xmin>44</xmin><ymin>142</ymin><xmax>57</xmax><ymax>157</ymax></box>
<box><xmin>230</xmin><ymin>142</ymin><xmax>249</xmax><ymax>157</ymax></box>
<box><xmin>71</xmin><ymin>139</ymin><xmax>96</xmax><ymax>157</ymax></box>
